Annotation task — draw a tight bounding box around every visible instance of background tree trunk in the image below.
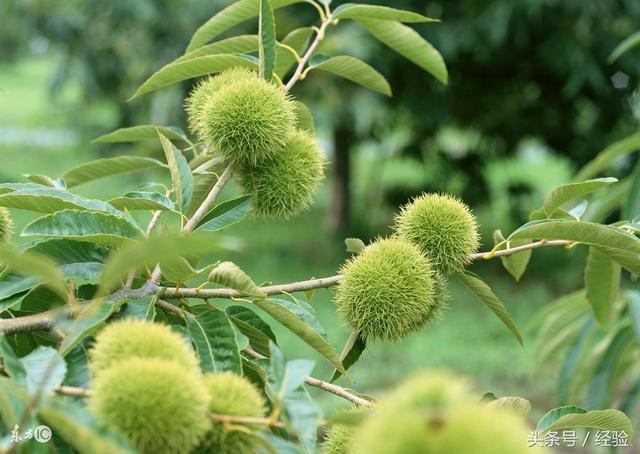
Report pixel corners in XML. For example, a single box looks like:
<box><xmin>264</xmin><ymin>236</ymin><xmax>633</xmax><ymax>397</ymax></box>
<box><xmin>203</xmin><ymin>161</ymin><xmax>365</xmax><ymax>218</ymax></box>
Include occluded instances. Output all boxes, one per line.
<box><xmin>326</xmin><ymin>122</ymin><xmax>353</xmax><ymax>235</ymax></box>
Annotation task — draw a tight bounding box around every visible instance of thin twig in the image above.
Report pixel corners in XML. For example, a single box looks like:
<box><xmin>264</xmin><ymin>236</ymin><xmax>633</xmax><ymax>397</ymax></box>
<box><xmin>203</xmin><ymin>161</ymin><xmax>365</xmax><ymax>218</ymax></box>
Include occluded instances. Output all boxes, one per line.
<box><xmin>57</xmin><ymin>385</ymin><xmax>91</xmax><ymax>398</ymax></box>
<box><xmin>209</xmin><ymin>412</ymin><xmax>286</xmax><ymax>429</ymax></box>
<box><xmin>183</xmin><ymin>164</ymin><xmax>234</xmax><ymax>232</ymax></box>
<box><xmin>244</xmin><ymin>347</ymin><xmax>373</xmax><ymax>407</ymax></box>
<box><xmin>284</xmin><ymin>15</ymin><xmax>332</xmax><ymax>92</ymax></box>
<box><xmin>0</xmin><ymin>241</ymin><xmax>571</xmax><ymax>335</ymax></box>
<box><xmin>471</xmin><ymin>239</ymin><xmax>571</xmax><ymax>260</ymax></box>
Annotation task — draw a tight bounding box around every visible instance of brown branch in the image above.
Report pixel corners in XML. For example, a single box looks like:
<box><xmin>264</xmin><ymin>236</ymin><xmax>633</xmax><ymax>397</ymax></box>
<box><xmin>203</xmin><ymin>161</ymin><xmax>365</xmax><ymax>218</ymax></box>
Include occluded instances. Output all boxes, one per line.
<box><xmin>284</xmin><ymin>16</ymin><xmax>332</xmax><ymax>92</ymax></box>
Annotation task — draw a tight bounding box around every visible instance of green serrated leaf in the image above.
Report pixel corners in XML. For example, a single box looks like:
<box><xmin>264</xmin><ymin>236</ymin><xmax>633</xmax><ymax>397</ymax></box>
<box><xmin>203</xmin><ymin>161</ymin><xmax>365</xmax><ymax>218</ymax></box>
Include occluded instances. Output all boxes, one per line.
<box><xmin>345</xmin><ymin>238</ymin><xmax>366</xmax><ymax>253</ymax></box>
<box><xmin>185</xmin><ymin>308</ymin><xmax>242</xmax><ymax>374</ymax></box>
<box><xmin>509</xmin><ymin>220</ymin><xmax>640</xmax><ymax>270</ymax></box>
<box><xmin>493</xmin><ymin>230</ymin><xmax>531</xmax><ymax>282</ymax></box>
<box><xmin>543</xmin><ymin>177</ymin><xmax>618</xmax><ymax>217</ymax></box>
<box><xmin>356</xmin><ymin>18</ymin><xmax>447</xmax><ymax>84</ymax></box>
<box><xmin>109</xmin><ymin>192</ymin><xmax>175</xmax><ymax>212</ymax></box>
<box><xmin>487</xmin><ymin>396</ymin><xmax>531</xmax><ymax>416</ymax></box>
<box><xmin>0</xmin><ymin>185</ymin><xmax>127</xmax><ymax>218</ymax></box>
<box><xmin>119</xmin><ymin>297</ymin><xmax>157</xmax><ymax>321</ymax></box>
<box><xmin>333</xmin><ymin>3</ymin><xmax>437</xmax><ymax>23</ymax></box>
<box><xmin>92</xmin><ymin>125</ymin><xmax>189</xmax><ymax>145</ymax></box>
<box><xmin>20</xmin><ymin>346</ymin><xmax>67</xmax><ymax>397</ymax></box>
<box><xmin>196</xmin><ymin>195</ymin><xmax>253</xmax><ymax>232</ymax></box>
<box><xmin>208</xmin><ymin>262</ymin><xmax>265</xmax><ymax>297</ymax></box>
<box><xmin>538</xmin><ymin>407</ymin><xmax>633</xmax><ymax>437</ymax></box>
<box><xmin>186</xmin><ymin>0</ymin><xmax>303</xmax><ymax>52</ymax></box>
<box><xmin>456</xmin><ymin>271</ymin><xmax>523</xmax><ymax>345</ymax></box>
<box><xmin>331</xmin><ymin>331</ymin><xmax>366</xmax><ymax>382</ymax></box>
<box><xmin>226</xmin><ymin>305</ymin><xmax>276</xmax><ymax>357</ymax></box>
<box><xmin>584</xmin><ymin>247</ymin><xmax>620</xmax><ymax>328</ymax></box>
<box><xmin>293</xmin><ymin>101</ymin><xmax>315</xmax><ymax>134</ymax></box>
<box><xmin>175</xmin><ymin>35</ymin><xmax>259</xmax><ymax>63</ymax></box>
<box><xmin>158</xmin><ymin>132</ymin><xmax>193</xmax><ymax>213</ymax></box>
<box><xmin>0</xmin><ymin>244</ymin><xmax>67</xmax><ymax>301</ymax></box>
<box><xmin>131</xmin><ymin>54</ymin><xmax>258</xmax><ymax>99</ymax></box>
<box><xmin>62</xmin><ymin>156</ymin><xmax>166</xmax><ymax>188</ymax></box>
<box><xmin>259</xmin><ymin>0</ymin><xmax>277</xmax><ymax>80</ymax></box>
<box><xmin>254</xmin><ymin>299</ymin><xmax>346</xmax><ymax>375</ymax></box>
<box><xmin>22</xmin><ymin>210</ymin><xmax>142</xmax><ymax>247</ymax></box>
<box><xmin>308</xmin><ymin>55</ymin><xmax>391</xmax><ymax>96</ymax></box>
<box><xmin>39</xmin><ymin>398</ymin><xmax>136</xmax><ymax>454</ymax></box>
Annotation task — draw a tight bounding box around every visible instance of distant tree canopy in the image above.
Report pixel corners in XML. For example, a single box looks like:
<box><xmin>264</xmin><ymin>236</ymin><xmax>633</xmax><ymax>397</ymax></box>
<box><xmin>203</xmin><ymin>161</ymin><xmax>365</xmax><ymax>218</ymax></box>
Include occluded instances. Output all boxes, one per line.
<box><xmin>5</xmin><ymin>0</ymin><xmax>639</xmax><ymax>230</ymax></box>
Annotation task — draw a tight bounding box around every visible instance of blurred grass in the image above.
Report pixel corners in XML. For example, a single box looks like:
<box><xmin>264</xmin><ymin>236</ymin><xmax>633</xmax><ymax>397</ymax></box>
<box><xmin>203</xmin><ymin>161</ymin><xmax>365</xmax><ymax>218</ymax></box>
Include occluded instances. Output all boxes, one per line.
<box><xmin>0</xmin><ymin>57</ymin><xmax>560</xmax><ymax>418</ymax></box>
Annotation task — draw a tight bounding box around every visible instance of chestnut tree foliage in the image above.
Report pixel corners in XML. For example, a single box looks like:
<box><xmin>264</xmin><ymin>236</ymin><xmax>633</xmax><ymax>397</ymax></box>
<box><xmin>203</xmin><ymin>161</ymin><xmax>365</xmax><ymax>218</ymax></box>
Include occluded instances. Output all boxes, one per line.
<box><xmin>0</xmin><ymin>1</ymin><xmax>638</xmax><ymax>452</ymax></box>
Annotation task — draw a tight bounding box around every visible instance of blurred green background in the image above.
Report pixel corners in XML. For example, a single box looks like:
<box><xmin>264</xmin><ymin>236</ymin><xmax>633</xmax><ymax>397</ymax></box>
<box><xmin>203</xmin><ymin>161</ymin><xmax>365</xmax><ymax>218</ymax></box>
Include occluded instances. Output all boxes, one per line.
<box><xmin>1</xmin><ymin>0</ymin><xmax>639</xmax><ymax>424</ymax></box>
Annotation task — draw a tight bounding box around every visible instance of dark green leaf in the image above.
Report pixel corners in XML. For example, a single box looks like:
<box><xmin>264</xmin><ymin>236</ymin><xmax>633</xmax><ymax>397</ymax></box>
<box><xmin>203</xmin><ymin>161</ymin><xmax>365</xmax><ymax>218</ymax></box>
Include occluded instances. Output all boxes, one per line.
<box><xmin>119</xmin><ymin>297</ymin><xmax>156</xmax><ymax>321</ymax></box>
<box><xmin>185</xmin><ymin>308</ymin><xmax>242</xmax><ymax>374</ymax></box>
<box><xmin>57</xmin><ymin>301</ymin><xmax>126</xmax><ymax>356</ymax></box>
<box><xmin>624</xmin><ymin>160</ymin><xmax>640</xmax><ymax>220</ymax></box>
<box><xmin>20</xmin><ymin>346</ymin><xmax>67</xmax><ymax>397</ymax></box>
<box><xmin>39</xmin><ymin>398</ymin><xmax>136</xmax><ymax>454</ymax></box>
<box><xmin>586</xmin><ymin>325</ymin><xmax>633</xmax><ymax>409</ymax></box>
<box><xmin>196</xmin><ymin>195</ymin><xmax>253</xmax><ymax>232</ymax></box>
<box><xmin>331</xmin><ymin>331</ymin><xmax>366</xmax><ymax>382</ymax></box>
<box><xmin>226</xmin><ymin>305</ymin><xmax>276</xmax><ymax>357</ymax></box>
<box><xmin>259</xmin><ymin>0</ymin><xmax>277</xmax><ymax>80</ymax></box>
<box><xmin>158</xmin><ymin>132</ymin><xmax>193</xmax><ymax>213</ymax></box>
<box><xmin>0</xmin><ymin>333</ymin><xmax>27</xmax><ymax>383</ymax></box>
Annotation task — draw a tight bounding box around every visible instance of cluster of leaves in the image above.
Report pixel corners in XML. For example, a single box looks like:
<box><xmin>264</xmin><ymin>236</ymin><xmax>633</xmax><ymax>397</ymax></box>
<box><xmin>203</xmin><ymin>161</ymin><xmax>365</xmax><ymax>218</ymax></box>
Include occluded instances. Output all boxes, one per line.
<box><xmin>0</xmin><ymin>0</ymin><xmax>637</xmax><ymax>452</ymax></box>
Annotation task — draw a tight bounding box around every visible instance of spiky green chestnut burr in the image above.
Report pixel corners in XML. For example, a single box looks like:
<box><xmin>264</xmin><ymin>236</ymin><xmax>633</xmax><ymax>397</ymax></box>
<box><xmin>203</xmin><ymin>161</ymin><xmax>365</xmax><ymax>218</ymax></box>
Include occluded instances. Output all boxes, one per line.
<box><xmin>394</xmin><ymin>193</ymin><xmax>480</xmax><ymax>274</ymax></box>
<box><xmin>334</xmin><ymin>237</ymin><xmax>437</xmax><ymax>341</ymax></box>
<box><xmin>90</xmin><ymin>358</ymin><xmax>210</xmax><ymax>454</ymax></box>
<box><xmin>199</xmin><ymin>372</ymin><xmax>267</xmax><ymax>454</ymax></box>
<box><xmin>0</xmin><ymin>208</ymin><xmax>13</xmax><ymax>243</ymax></box>
<box><xmin>238</xmin><ymin>129</ymin><xmax>325</xmax><ymax>219</ymax></box>
<box><xmin>323</xmin><ymin>423</ymin><xmax>356</xmax><ymax>454</ymax></box>
<box><xmin>196</xmin><ymin>70</ymin><xmax>295</xmax><ymax>165</ymax></box>
<box><xmin>185</xmin><ymin>67</ymin><xmax>256</xmax><ymax>138</ymax></box>
<box><xmin>89</xmin><ymin>319</ymin><xmax>199</xmax><ymax>376</ymax></box>
<box><xmin>353</xmin><ymin>371</ymin><xmax>539</xmax><ymax>454</ymax></box>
